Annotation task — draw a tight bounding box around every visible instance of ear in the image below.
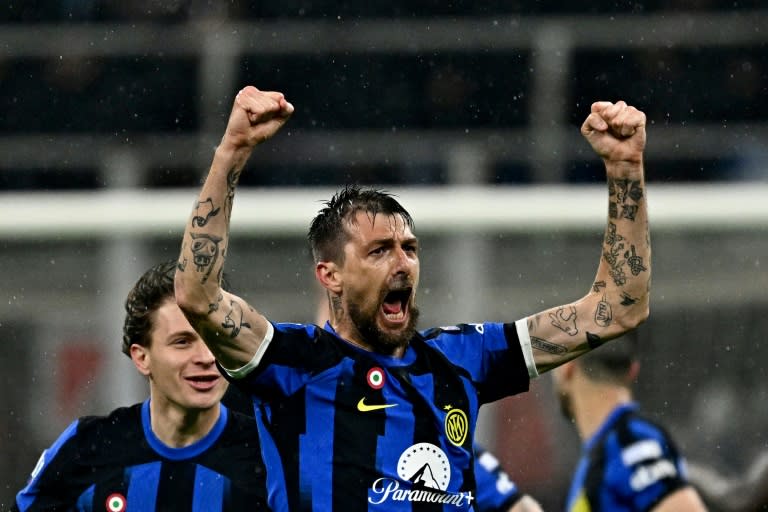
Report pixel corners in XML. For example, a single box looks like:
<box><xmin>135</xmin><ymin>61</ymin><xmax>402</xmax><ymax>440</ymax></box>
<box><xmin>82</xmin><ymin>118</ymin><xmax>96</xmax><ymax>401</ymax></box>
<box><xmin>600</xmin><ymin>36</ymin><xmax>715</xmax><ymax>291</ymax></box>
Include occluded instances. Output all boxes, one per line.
<box><xmin>130</xmin><ymin>344</ymin><xmax>151</xmax><ymax>377</ymax></box>
<box><xmin>316</xmin><ymin>261</ymin><xmax>342</xmax><ymax>294</ymax></box>
<box><xmin>627</xmin><ymin>360</ymin><xmax>640</xmax><ymax>383</ymax></box>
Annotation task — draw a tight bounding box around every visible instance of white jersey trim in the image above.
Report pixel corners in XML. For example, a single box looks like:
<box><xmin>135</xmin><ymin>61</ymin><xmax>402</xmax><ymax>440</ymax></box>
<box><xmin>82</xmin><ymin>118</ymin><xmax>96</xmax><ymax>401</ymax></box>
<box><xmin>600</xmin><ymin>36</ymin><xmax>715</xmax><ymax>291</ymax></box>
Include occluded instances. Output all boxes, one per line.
<box><xmin>222</xmin><ymin>321</ymin><xmax>274</xmax><ymax>380</ymax></box>
<box><xmin>515</xmin><ymin>318</ymin><xmax>539</xmax><ymax>379</ymax></box>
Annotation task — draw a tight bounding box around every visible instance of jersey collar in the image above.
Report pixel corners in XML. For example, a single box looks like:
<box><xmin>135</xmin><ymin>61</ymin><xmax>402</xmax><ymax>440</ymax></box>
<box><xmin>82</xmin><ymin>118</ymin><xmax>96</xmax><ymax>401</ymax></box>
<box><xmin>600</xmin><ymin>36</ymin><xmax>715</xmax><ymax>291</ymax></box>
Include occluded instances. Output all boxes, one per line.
<box><xmin>141</xmin><ymin>399</ymin><xmax>229</xmax><ymax>460</ymax></box>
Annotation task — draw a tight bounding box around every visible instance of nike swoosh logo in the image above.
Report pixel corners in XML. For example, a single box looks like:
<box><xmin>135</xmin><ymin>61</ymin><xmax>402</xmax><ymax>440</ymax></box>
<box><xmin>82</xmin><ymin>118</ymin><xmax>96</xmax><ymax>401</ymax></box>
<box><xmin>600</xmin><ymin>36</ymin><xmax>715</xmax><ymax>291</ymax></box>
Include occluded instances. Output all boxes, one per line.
<box><xmin>357</xmin><ymin>398</ymin><xmax>398</xmax><ymax>412</ymax></box>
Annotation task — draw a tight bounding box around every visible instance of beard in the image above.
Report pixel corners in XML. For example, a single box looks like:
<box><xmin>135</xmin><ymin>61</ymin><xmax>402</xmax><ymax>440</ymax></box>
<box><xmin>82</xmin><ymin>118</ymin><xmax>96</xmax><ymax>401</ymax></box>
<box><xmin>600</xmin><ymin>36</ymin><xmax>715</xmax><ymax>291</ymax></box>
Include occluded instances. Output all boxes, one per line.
<box><xmin>348</xmin><ymin>300</ymin><xmax>420</xmax><ymax>356</ymax></box>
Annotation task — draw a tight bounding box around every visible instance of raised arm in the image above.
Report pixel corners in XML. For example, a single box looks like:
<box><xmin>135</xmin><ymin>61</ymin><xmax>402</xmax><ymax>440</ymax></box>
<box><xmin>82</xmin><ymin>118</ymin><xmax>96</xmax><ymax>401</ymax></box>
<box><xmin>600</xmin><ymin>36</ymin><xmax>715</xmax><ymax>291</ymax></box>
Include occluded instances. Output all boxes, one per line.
<box><xmin>174</xmin><ymin>86</ymin><xmax>293</xmax><ymax>370</ymax></box>
<box><xmin>526</xmin><ymin>101</ymin><xmax>651</xmax><ymax>373</ymax></box>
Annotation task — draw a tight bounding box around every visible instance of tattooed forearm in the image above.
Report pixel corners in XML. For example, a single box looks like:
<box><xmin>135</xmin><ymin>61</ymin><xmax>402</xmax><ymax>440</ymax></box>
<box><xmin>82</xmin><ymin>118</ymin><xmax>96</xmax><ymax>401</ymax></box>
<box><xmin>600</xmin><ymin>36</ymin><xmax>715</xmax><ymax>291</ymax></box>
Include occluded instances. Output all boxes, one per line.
<box><xmin>625</xmin><ymin>244</ymin><xmax>647</xmax><ymax>276</ymax></box>
<box><xmin>526</xmin><ymin>314</ymin><xmax>542</xmax><ymax>334</ymax></box>
<box><xmin>594</xmin><ymin>295</ymin><xmax>612</xmax><ymax>326</ymax></box>
<box><xmin>190</xmin><ymin>233</ymin><xmax>223</xmax><ymax>284</ymax></box>
<box><xmin>192</xmin><ymin>197</ymin><xmax>221</xmax><ymax>227</ymax></box>
<box><xmin>603</xmin><ymin>222</ymin><xmax>628</xmax><ymax>286</ymax></box>
<box><xmin>620</xmin><ymin>292</ymin><xmax>639</xmax><ymax>306</ymax></box>
<box><xmin>608</xmin><ymin>178</ymin><xmax>644</xmax><ymax>221</ymax></box>
<box><xmin>222</xmin><ymin>301</ymin><xmax>251</xmax><ymax>338</ymax></box>
<box><xmin>604</xmin><ymin>177</ymin><xmax>649</xmax><ymax>288</ymax></box>
<box><xmin>177</xmin><ymin>254</ymin><xmax>187</xmax><ymax>272</ymax></box>
<box><xmin>531</xmin><ymin>336</ymin><xmax>567</xmax><ymax>355</ymax></box>
<box><xmin>586</xmin><ymin>332</ymin><xmax>605</xmax><ymax>349</ymax></box>
<box><xmin>225</xmin><ymin>168</ymin><xmax>241</xmax><ymax>221</ymax></box>
<box><xmin>208</xmin><ymin>292</ymin><xmax>224</xmax><ymax>315</ymax></box>
<box><xmin>549</xmin><ymin>306</ymin><xmax>579</xmax><ymax>336</ymax></box>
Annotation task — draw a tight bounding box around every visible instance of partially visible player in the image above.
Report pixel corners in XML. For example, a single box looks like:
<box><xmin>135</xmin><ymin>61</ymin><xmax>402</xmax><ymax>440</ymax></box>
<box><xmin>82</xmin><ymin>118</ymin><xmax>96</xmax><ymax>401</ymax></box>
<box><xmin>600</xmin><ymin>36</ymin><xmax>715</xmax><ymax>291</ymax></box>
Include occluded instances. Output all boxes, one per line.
<box><xmin>552</xmin><ymin>332</ymin><xmax>707</xmax><ymax>512</ymax></box>
<box><xmin>14</xmin><ymin>260</ymin><xmax>274</xmax><ymax>511</ymax></box>
<box><xmin>473</xmin><ymin>444</ymin><xmax>544</xmax><ymax>512</ymax></box>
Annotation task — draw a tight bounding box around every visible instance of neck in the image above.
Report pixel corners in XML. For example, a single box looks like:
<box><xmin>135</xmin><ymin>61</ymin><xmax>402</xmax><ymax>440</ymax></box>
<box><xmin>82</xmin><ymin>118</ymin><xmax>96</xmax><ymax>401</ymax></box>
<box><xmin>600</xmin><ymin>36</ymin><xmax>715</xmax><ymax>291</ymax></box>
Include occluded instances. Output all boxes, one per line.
<box><xmin>149</xmin><ymin>396</ymin><xmax>221</xmax><ymax>448</ymax></box>
<box><xmin>571</xmin><ymin>382</ymin><xmax>632</xmax><ymax>441</ymax></box>
<box><xmin>329</xmin><ymin>318</ymin><xmax>407</xmax><ymax>358</ymax></box>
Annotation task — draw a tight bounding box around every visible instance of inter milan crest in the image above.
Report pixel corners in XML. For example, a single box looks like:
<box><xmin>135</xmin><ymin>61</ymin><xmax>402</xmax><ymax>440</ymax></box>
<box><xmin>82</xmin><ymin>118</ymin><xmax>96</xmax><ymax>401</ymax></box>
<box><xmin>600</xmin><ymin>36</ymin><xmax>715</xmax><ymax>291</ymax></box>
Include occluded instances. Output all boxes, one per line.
<box><xmin>444</xmin><ymin>407</ymin><xmax>468</xmax><ymax>447</ymax></box>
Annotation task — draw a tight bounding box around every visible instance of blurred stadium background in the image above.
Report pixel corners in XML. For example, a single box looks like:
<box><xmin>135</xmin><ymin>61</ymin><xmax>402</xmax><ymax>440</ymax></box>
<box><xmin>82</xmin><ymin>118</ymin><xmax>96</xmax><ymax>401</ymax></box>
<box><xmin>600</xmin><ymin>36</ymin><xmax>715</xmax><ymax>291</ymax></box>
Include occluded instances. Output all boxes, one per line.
<box><xmin>1</xmin><ymin>2</ymin><xmax>767</xmax><ymax>509</ymax></box>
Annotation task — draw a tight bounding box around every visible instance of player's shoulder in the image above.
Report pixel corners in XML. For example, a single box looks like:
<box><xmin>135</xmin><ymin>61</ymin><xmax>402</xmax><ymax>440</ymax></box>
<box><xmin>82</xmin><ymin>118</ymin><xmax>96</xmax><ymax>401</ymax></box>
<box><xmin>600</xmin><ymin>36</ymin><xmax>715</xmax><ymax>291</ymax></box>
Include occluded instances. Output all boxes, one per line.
<box><xmin>270</xmin><ymin>321</ymin><xmax>353</xmax><ymax>367</ymax></box>
<box><xmin>77</xmin><ymin>403</ymin><xmax>141</xmax><ymax>429</ymax></box>
<box><xmin>224</xmin><ymin>407</ymin><xmax>259</xmax><ymax>432</ymax></box>
<box><xmin>218</xmin><ymin>409</ymin><xmax>263</xmax><ymax>455</ymax></box>
<box><xmin>618</xmin><ymin>409</ymin><xmax>678</xmax><ymax>447</ymax></box>
<box><xmin>74</xmin><ymin>403</ymin><xmax>144</xmax><ymax>447</ymax></box>
<box><xmin>421</xmin><ymin>323</ymin><xmax>493</xmax><ymax>340</ymax></box>
<box><xmin>596</xmin><ymin>408</ymin><xmax>683</xmax><ymax>479</ymax></box>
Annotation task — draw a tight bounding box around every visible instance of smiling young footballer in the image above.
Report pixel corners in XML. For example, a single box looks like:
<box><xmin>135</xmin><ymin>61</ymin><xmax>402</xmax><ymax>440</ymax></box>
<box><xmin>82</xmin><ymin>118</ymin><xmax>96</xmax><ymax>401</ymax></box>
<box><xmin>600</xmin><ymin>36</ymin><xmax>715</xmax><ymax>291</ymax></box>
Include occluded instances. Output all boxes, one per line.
<box><xmin>14</xmin><ymin>260</ymin><xmax>272</xmax><ymax>512</ymax></box>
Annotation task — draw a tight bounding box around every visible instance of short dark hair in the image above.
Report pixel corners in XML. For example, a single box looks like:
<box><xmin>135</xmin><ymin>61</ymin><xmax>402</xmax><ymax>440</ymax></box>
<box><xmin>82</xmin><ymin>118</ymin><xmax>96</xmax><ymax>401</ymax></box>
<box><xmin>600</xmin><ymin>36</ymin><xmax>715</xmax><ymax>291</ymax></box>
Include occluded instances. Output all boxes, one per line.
<box><xmin>307</xmin><ymin>185</ymin><xmax>415</xmax><ymax>263</ymax></box>
<box><xmin>121</xmin><ymin>260</ymin><xmax>177</xmax><ymax>357</ymax></box>
<box><xmin>121</xmin><ymin>259</ymin><xmax>230</xmax><ymax>357</ymax></box>
<box><xmin>578</xmin><ymin>330</ymin><xmax>640</xmax><ymax>385</ymax></box>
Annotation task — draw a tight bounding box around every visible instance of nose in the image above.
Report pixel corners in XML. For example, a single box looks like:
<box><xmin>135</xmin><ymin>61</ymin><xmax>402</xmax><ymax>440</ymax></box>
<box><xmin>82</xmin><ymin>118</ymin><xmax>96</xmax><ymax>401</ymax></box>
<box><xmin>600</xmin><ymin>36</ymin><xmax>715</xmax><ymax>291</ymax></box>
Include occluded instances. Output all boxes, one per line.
<box><xmin>392</xmin><ymin>246</ymin><xmax>417</xmax><ymax>277</ymax></box>
<box><xmin>192</xmin><ymin>339</ymin><xmax>216</xmax><ymax>365</ymax></box>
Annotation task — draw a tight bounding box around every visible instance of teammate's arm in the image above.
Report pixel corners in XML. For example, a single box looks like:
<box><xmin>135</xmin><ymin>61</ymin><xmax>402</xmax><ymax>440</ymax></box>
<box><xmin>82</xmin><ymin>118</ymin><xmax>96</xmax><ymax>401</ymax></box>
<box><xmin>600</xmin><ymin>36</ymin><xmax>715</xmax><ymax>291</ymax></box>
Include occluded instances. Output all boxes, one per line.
<box><xmin>522</xmin><ymin>101</ymin><xmax>651</xmax><ymax>374</ymax></box>
<box><xmin>474</xmin><ymin>443</ymin><xmax>544</xmax><ymax>512</ymax></box>
<box><xmin>508</xmin><ymin>495</ymin><xmax>544</xmax><ymax>512</ymax></box>
<box><xmin>14</xmin><ymin>420</ymin><xmax>86</xmax><ymax>511</ymax></box>
<box><xmin>652</xmin><ymin>487</ymin><xmax>708</xmax><ymax>512</ymax></box>
<box><xmin>687</xmin><ymin>453</ymin><xmax>768</xmax><ymax>512</ymax></box>
<box><xmin>174</xmin><ymin>86</ymin><xmax>293</xmax><ymax>370</ymax></box>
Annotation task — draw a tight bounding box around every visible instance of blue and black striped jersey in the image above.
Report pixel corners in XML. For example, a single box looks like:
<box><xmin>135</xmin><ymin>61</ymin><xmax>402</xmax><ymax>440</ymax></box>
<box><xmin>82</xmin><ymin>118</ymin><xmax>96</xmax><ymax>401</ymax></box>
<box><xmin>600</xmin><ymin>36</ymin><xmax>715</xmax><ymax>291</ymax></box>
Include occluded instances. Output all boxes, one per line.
<box><xmin>230</xmin><ymin>321</ymin><xmax>534</xmax><ymax>511</ymax></box>
<box><xmin>473</xmin><ymin>444</ymin><xmax>522</xmax><ymax>512</ymax></box>
<box><xmin>565</xmin><ymin>403</ymin><xmax>691</xmax><ymax>512</ymax></box>
<box><xmin>14</xmin><ymin>401</ymin><xmax>270</xmax><ymax>512</ymax></box>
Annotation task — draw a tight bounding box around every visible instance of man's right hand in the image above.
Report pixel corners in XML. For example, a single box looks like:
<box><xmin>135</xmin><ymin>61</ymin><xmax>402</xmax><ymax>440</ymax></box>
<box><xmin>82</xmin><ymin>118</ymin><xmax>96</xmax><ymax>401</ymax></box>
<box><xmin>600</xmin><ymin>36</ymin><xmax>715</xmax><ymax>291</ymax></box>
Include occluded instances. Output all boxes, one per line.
<box><xmin>580</xmin><ymin>100</ymin><xmax>645</xmax><ymax>165</ymax></box>
<box><xmin>221</xmin><ymin>86</ymin><xmax>294</xmax><ymax>150</ymax></box>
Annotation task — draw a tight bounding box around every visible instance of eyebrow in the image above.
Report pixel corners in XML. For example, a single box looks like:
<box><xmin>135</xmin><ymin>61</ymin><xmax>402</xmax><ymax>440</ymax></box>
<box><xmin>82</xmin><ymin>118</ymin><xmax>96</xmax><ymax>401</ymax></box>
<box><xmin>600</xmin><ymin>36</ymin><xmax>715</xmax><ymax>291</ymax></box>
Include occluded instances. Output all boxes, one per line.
<box><xmin>163</xmin><ymin>329</ymin><xmax>198</xmax><ymax>342</ymax></box>
<box><xmin>368</xmin><ymin>236</ymin><xmax>419</xmax><ymax>247</ymax></box>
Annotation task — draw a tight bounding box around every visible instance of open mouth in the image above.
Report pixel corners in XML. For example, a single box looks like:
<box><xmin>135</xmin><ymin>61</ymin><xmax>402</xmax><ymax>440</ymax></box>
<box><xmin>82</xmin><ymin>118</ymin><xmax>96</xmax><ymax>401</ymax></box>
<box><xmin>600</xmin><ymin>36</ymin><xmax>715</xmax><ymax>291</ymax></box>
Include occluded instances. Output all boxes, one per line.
<box><xmin>382</xmin><ymin>288</ymin><xmax>412</xmax><ymax>323</ymax></box>
<box><xmin>185</xmin><ymin>374</ymin><xmax>220</xmax><ymax>390</ymax></box>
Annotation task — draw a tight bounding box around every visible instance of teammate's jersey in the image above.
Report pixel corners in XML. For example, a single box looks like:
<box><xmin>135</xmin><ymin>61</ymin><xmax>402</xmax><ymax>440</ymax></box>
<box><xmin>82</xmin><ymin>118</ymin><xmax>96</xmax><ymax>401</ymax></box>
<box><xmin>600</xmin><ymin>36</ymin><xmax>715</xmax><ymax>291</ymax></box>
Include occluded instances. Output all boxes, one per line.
<box><xmin>228</xmin><ymin>320</ymin><xmax>535</xmax><ymax>511</ymax></box>
<box><xmin>473</xmin><ymin>444</ymin><xmax>522</xmax><ymax>512</ymax></box>
<box><xmin>564</xmin><ymin>403</ymin><xmax>691</xmax><ymax>512</ymax></box>
<box><xmin>14</xmin><ymin>401</ymin><xmax>270</xmax><ymax>512</ymax></box>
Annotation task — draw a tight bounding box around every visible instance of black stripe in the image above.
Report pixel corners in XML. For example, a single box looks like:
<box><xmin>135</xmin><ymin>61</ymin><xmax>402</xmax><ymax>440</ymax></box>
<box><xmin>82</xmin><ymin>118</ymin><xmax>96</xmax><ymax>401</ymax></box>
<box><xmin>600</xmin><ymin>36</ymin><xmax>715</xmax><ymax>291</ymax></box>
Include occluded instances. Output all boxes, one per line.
<box><xmin>155</xmin><ymin>461</ymin><xmax>195</xmax><ymax>511</ymax></box>
<box><xmin>412</xmin><ymin>338</ymin><xmax>477</xmax><ymax>503</ymax></box>
<box><xmin>92</xmin><ymin>472</ymin><xmax>129</xmax><ymax>511</ymax></box>
<box><xmin>584</xmin><ymin>433</ymin><xmax>608</xmax><ymax>512</ymax></box>
<box><xmin>266</xmin><ymin>392</ymin><xmax>306</xmax><ymax>511</ymax></box>
<box><xmin>584</xmin><ymin>409</ymin><xmax>634</xmax><ymax>511</ymax></box>
<box><xmin>390</xmin><ymin>363</ymin><xmax>444</xmax><ymax>512</ymax></box>
<box><xmin>331</xmin><ymin>358</ymin><xmax>388</xmax><ymax>510</ymax></box>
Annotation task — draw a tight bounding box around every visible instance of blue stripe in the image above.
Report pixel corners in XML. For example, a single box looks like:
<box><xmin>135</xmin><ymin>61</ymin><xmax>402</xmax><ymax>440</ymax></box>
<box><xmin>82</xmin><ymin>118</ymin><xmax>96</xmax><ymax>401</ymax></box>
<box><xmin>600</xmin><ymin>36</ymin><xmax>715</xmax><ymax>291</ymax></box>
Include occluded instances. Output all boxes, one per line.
<box><xmin>301</xmin><ymin>362</ymin><xmax>344</xmax><ymax>507</ymax></box>
<box><xmin>192</xmin><ymin>465</ymin><xmax>225</xmax><ymax>512</ymax></box>
<box><xmin>75</xmin><ymin>484</ymin><xmax>95</xmax><ymax>511</ymax></box>
<box><xmin>125</xmin><ymin>462</ymin><xmax>161</xmax><ymax>510</ymax></box>
<box><xmin>253</xmin><ymin>407</ymin><xmax>289</xmax><ymax>512</ymax></box>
